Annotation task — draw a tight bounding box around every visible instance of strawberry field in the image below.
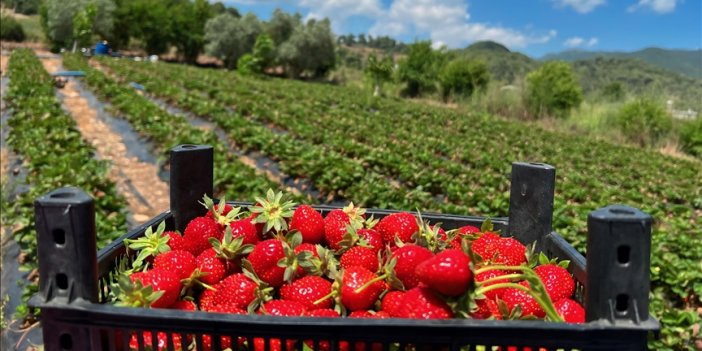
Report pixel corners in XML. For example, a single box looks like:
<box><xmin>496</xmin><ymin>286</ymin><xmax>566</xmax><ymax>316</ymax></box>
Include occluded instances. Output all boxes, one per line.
<box><xmin>1</xmin><ymin>51</ymin><xmax>701</xmax><ymax>350</ymax></box>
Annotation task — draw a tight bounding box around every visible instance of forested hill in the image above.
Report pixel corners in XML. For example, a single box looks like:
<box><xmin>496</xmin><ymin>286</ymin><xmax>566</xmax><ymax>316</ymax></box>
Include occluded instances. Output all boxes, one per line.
<box><xmin>542</xmin><ymin>47</ymin><xmax>702</xmax><ymax>79</ymax></box>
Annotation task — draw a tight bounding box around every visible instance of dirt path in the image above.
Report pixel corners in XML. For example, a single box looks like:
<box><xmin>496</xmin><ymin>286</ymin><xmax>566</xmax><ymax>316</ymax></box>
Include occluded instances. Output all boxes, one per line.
<box><xmin>39</xmin><ymin>55</ymin><xmax>169</xmax><ymax>224</ymax></box>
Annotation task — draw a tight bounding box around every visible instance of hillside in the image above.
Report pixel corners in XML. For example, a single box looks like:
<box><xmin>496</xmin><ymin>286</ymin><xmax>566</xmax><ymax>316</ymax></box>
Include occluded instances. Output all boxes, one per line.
<box><xmin>542</xmin><ymin>47</ymin><xmax>702</xmax><ymax>79</ymax></box>
<box><xmin>572</xmin><ymin>56</ymin><xmax>702</xmax><ymax>110</ymax></box>
<box><xmin>455</xmin><ymin>41</ymin><xmax>537</xmax><ymax>83</ymax></box>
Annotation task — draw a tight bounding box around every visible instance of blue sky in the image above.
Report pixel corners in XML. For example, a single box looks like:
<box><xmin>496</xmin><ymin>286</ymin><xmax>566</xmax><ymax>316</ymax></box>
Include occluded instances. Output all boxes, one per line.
<box><xmin>221</xmin><ymin>0</ymin><xmax>702</xmax><ymax>57</ymax></box>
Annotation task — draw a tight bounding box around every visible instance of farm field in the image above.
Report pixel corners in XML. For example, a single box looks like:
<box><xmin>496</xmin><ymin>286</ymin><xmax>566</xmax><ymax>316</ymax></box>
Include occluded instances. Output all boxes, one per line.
<box><xmin>1</xmin><ymin>50</ymin><xmax>701</xmax><ymax>350</ymax></box>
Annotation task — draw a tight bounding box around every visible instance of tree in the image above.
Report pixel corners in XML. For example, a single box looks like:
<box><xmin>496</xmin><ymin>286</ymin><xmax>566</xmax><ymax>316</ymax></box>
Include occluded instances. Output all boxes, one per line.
<box><xmin>2</xmin><ymin>0</ymin><xmax>41</xmax><ymax>14</ymax></box>
<box><xmin>266</xmin><ymin>9</ymin><xmax>301</xmax><ymax>45</ymax></box>
<box><xmin>42</xmin><ymin>0</ymin><xmax>115</xmax><ymax>50</ymax></box>
<box><xmin>72</xmin><ymin>3</ymin><xmax>96</xmax><ymax>51</ymax></box>
<box><xmin>602</xmin><ymin>81</ymin><xmax>625</xmax><ymax>101</ymax></box>
<box><xmin>525</xmin><ymin>61</ymin><xmax>583</xmax><ymax>119</ymax></box>
<box><xmin>170</xmin><ymin>0</ymin><xmax>212</xmax><ymax>63</ymax></box>
<box><xmin>204</xmin><ymin>12</ymin><xmax>263</xmax><ymax>69</ymax></box>
<box><xmin>439</xmin><ymin>58</ymin><xmax>490</xmax><ymax>102</ymax></box>
<box><xmin>277</xmin><ymin>18</ymin><xmax>335</xmax><ymax>78</ymax></box>
<box><xmin>615</xmin><ymin>99</ymin><xmax>672</xmax><ymax>147</ymax></box>
<box><xmin>365</xmin><ymin>54</ymin><xmax>393</xmax><ymax>96</ymax></box>
<box><xmin>237</xmin><ymin>33</ymin><xmax>275</xmax><ymax>75</ymax></box>
<box><xmin>0</xmin><ymin>14</ymin><xmax>26</xmax><ymax>41</ymax></box>
<box><xmin>397</xmin><ymin>41</ymin><xmax>445</xmax><ymax>97</ymax></box>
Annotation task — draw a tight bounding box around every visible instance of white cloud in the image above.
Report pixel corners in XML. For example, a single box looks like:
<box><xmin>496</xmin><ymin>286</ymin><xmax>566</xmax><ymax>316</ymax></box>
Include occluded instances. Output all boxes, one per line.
<box><xmin>564</xmin><ymin>36</ymin><xmax>599</xmax><ymax>48</ymax></box>
<box><xmin>628</xmin><ymin>0</ymin><xmax>677</xmax><ymax>13</ymax></box>
<box><xmin>552</xmin><ymin>0</ymin><xmax>606</xmax><ymax>13</ymax></box>
<box><xmin>369</xmin><ymin>0</ymin><xmax>557</xmax><ymax>49</ymax></box>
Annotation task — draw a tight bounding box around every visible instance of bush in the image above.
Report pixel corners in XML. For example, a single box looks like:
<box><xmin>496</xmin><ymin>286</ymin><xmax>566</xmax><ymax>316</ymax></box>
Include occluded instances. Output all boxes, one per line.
<box><xmin>601</xmin><ymin>81</ymin><xmax>625</xmax><ymax>101</ymax></box>
<box><xmin>439</xmin><ymin>58</ymin><xmax>490</xmax><ymax>102</ymax></box>
<box><xmin>397</xmin><ymin>41</ymin><xmax>445</xmax><ymax>97</ymax></box>
<box><xmin>615</xmin><ymin>99</ymin><xmax>672</xmax><ymax>147</ymax></box>
<box><xmin>0</xmin><ymin>14</ymin><xmax>26</xmax><ymax>42</ymax></box>
<box><xmin>525</xmin><ymin>61</ymin><xmax>583</xmax><ymax>119</ymax></box>
<box><xmin>678</xmin><ymin>116</ymin><xmax>702</xmax><ymax>158</ymax></box>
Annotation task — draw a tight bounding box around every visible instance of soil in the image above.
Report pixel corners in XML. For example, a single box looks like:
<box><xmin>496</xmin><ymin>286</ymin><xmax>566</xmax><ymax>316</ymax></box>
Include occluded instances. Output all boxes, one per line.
<box><xmin>39</xmin><ymin>54</ymin><xmax>170</xmax><ymax>225</ymax></box>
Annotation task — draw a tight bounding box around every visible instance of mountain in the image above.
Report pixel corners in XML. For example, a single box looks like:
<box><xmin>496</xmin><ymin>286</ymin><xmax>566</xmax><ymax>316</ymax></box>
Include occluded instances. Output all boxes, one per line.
<box><xmin>456</xmin><ymin>41</ymin><xmax>538</xmax><ymax>83</ymax></box>
<box><xmin>541</xmin><ymin>47</ymin><xmax>702</xmax><ymax>79</ymax></box>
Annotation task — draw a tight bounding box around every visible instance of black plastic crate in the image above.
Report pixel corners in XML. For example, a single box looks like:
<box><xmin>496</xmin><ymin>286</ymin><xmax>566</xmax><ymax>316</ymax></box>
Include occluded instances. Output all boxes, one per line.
<box><xmin>30</xmin><ymin>144</ymin><xmax>659</xmax><ymax>351</ymax></box>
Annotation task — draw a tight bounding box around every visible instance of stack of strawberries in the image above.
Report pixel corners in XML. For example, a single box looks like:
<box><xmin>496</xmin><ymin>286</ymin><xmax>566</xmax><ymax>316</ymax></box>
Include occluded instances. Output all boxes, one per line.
<box><xmin>115</xmin><ymin>190</ymin><xmax>585</xmax><ymax>350</ymax></box>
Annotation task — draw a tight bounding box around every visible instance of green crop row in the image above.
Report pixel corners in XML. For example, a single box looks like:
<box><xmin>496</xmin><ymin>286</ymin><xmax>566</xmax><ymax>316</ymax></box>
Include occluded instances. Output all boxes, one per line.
<box><xmin>102</xmin><ymin>58</ymin><xmax>702</xmax><ymax>350</ymax></box>
<box><xmin>61</xmin><ymin>54</ymin><xmax>286</xmax><ymax>202</ymax></box>
<box><xmin>1</xmin><ymin>49</ymin><xmax>128</xmax><ymax>319</ymax></box>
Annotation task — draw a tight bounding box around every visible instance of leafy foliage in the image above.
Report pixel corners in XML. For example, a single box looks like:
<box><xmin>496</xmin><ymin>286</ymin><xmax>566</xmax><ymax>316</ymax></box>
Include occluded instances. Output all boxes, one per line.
<box><xmin>204</xmin><ymin>13</ymin><xmax>263</xmax><ymax>69</ymax></box>
<box><xmin>397</xmin><ymin>41</ymin><xmax>445</xmax><ymax>97</ymax></box>
<box><xmin>364</xmin><ymin>54</ymin><xmax>393</xmax><ymax>96</ymax></box>
<box><xmin>615</xmin><ymin>99</ymin><xmax>673</xmax><ymax>147</ymax></box>
<box><xmin>438</xmin><ymin>58</ymin><xmax>490</xmax><ymax>102</ymax></box>
<box><xmin>41</xmin><ymin>0</ymin><xmax>115</xmax><ymax>49</ymax></box>
<box><xmin>0</xmin><ymin>13</ymin><xmax>25</xmax><ymax>41</ymax></box>
<box><xmin>525</xmin><ymin>61</ymin><xmax>583</xmax><ymax>119</ymax></box>
<box><xmin>678</xmin><ymin>116</ymin><xmax>702</xmax><ymax>158</ymax></box>
<box><xmin>277</xmin><ymin>17</ymin><xmax>336</xmax><ymax>78</ymax></box>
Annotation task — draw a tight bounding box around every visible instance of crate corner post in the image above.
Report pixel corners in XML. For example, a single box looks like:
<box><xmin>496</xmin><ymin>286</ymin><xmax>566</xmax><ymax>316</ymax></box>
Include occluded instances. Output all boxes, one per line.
<box><xmin>507</xmin><ymin>162</ymin><xmax>556</xmax><ymax>253</ymax></box>
<box><xmin>34</xmin><ymin>187</ymin><xmax>98</xmax><ymax>351</ymax></box>
<box><xmin>169</xmin><ymin>144</ymin><xmax>214</xmax><ymax>233</ymax></box>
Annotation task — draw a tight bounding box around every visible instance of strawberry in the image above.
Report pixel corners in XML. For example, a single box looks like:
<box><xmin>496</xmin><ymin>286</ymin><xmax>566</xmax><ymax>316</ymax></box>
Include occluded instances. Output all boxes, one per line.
<box><xmin>303</xmin><ymin>309</ymin><xmax>343</xmax><ymax>351</ymax></box>
<box><xmin>348</xmin><ymin>310</ymin><xmax>391</xmax><ymax>318</ymax></box>
<box><xmin>471</xmin><ymin>298</ymin><xmax>503</xmax><ymax>320</ymax></box>
<box><xmin>294</xmin><ymin>243</ymin><xmax>319</xmax><ymax>276</ymax></box>
<box><xmin>474</xmin><ymin>269</ymin><xmax>509</xmax><ymax>300</ymax></box>
<box><xmin>394</xmin><ymin>286</ymin><xmax>453</xmax><ymax>319</ymax></box>
<box><xmin>195</xmin><ymin>248</ymin><xmax>227</xmax><ymax>285</ymax></box>
<box><xmin>494</xmin><ymin>237</ymin><xmax>527</xmax><ymax>266</ymax></box>
<box><xmin>450</xmin><ymin>225</ymin><xmax>480</xmax><ymax>249</ymax></box>
<box><xmin>153</xmin><ymin>250</ymin><xmax>197</xmax><ymax>280</ymax></box>
<box><xmin>290</xmin><ymin>205</ymin><xmax>325</xmax><ymax>244</ymax></box>
<box><xmin>229</xmin><ymin>218</ymin><xmax>260</xmax><ymax>245</ymax></box>
<box><xmin>340</xmin><ymin>246</ymin><xmax>379</xmax><ymax>273</ymax></box>
<box><xmin>325</xmin><ymin>208</ymin><xmax>350</xmax><ymax>223</ymax></box>
<box><xmin>324</xmin><ymin>217</ymin><xmax>350</xmax><ymax>250</ymax></box>
<box><xmin>247</xmin><ymin>238</ymin><xmax>287</xmax><ymax>287</ymax></box>
<box><xmin>304</xmin><ymin>309</ymin><xmax>340</xmax><ymax>317</ymax></box>
<box><xmin>198</xmin><ymin>285</ymin><xmax>217</xmax><ymax>311</ymax></box>
<box><xmin>129</xmin><ymin>331</ymin><xmax>182</xmax><ymax>351</ymax></box>
<box><xmin>380</xmin><ymin>290</ymin><xmax>405</xmax><ymax>316</ymax></box>
<box><xmin>252</xmin><ymin>338</ymin><xmax>297</xmax><ymax>351</ymax></box>
<box><xmin>123</xmin><ymin>221</ymin><xmax>171</xmax><ymax>268</ymax></box>
<box><xmin>183</xmin><ymin>216</ymin><xmax>222</xmax><ymax>256</ymax></box>
<box><xmin>471</xmin><ymin>232</ymin><xmax>501</xmax><ymax>261</ymax></box>
<box><xmin>211</xmin><ymin>272</ymin><xmax>269</xmax><ymax>312</ymax></box>
<box><xmin>200</xmin><ymin>307</ymin><xmax>246</xmax><ymax>351</ymax></box>
<box><xmin>170</xmin><ymin>299</ymin><xmax>197</xmax><ymax>311</ymax></box>
<box><xmin>338</xmin><ymin>226</ymin><xmax>384</xmax><ymax>254</ymax></box>
<box><xmin>500</xmin><ymin>281</ymin><xmax>545</xmax><ymax>318</ymax></box>
<box><xmin>534</xmin><ymin>264</ymin><xmax>575</xmax><ymax>301</ymax></box>
<box><xmin>554</xmin><ymin>298</ymin><xmax>585</xmax><ymax>323</ymax></box>
<box><xmin>280</xmin><ymin>275</ymin><xmax>333</xmax><ymax>310</ymax></box>
<box><xmin>164</xmin><ymin>231</ymin><xmax>186</xmax><ymax>251</ymax></box>
<box><xmin>416</xmin><ymin>249</ymin><xmax>472</xmax><ymax>296</ymax></box>
<box><xmin>357</xmin><ymin>228</ymin><xmax>384</xmax><ymax>253</ymax></box>
<box><xmin>259</xmin><ymin>299</ymin><xmax>307</xmax><ymax>316</ymax></box>
<box><xmin>125</xmin><ymin>269</ymin><xmax>181</xmax><ymax>308</ymax></box>
<box><xmin>375</xmin><ymin>212</ymin><xmax>419</xmax><ymax>246</ymax></box>
<box><xmin>340</xmin><ymin>266</ymin><xmax>386</xmax><ymax>312</ymax></box>
<box><xmin>391</xmin><ymin>244</ymin><xmax>433</xmax><ymax>289</ymax></box>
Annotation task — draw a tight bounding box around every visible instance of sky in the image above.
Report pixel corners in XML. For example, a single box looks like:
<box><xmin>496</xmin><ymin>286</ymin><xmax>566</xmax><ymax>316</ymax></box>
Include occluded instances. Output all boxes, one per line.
<box><xmin>218</xmin><ymin>0</ymin><xmax>701</xmax><ymax>57</ymax></box>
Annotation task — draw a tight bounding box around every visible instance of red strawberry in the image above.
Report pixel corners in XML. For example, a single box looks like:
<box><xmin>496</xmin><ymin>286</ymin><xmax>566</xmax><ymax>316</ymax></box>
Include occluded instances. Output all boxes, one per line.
<box><xmin>290</xmin><ymin>205</ymin><xmax>325</xmax><ymax>244</ymax></box>
<box><xmin>471</xmin><ymin>298</ymin><xmax>503</xmax><ymax>320</ymax></box>
<box><xmin>247</xmin><ymin>239</ymin><xmax>286</xmax><ymax>287</ymax></box>
<box><xmin>348</xmin><ymin>310</ymin><xmax>391</xmax><ymax>318</ymax></box>
<box><xmin>128</xmin><ymin>269</ymin><xmax>180</xmax><ymax>308</ymax></box>
<box><xmin>500</xmin><ymin>281</ymin><xmax>545</xmax><ymax>318</ymax></box>
<box><xmin>325</xmin><ymin>208</ymin><xmax>350</xmax><ymax>223</ymax></box>
<box><xmin>392</xmin><ymin>244</ymin><xmax>433</xmax><ymax>289</ymax></box>
<box><xmin>380</xmin><ymin>290</ymin><xmax>405</xmax><ymax>316</ymax></box>
<box><xmin>294</xmin><ymin>243</ymin><xmax>319</xmax><ymax>276</ymax></box>
<box><xmin>229</xmin><ymin>218</ymin><xmax>260</xmax><ymax>245</ymax></box>
<box><xmin>340</xmin><ymin>266</ymin><xmax>386</xmax><ymax>312</ymax></box>
<box><xmin>153</xmin><ymin>250</ymin><xmax>197</xmax><ymax>280</ymax></box>
<box><xmin>304</xmin><ymin>309</ymin><xmax>340</xmax><ymax>317</ymax></box>
<box><xmin>450</xmin><ymin>225</ymin><xmax>480</xmax><ymax>249</ymax></box>
<box><xmin>416</xmin><ymin>249</ymin><xmax>472</xmax><ymax>296</ymax></box>
<box><xmin>206</xmin><ymin>202</ymin><xmax>234</xmax><ymax>219</ymax></box>
<box><xmin>471</xmin><ymin>232</ymin><xmax>501</xmax><ymax>261</ymax></box>
<box><xmin>259</xmin><ymin>299</ymin><xmax>307</xmax><ymax>316</ymax></box>
<box><xmin>201</xmin><ymin>307</ymin><xmax>246</xmax><ymax>351</ymax></box>
<box><xmin>183</xmin><ymin>216</ymin><xmax>222</xmax><ymax>256</ymax></box>
<box><xmin>196</xmin><ymin>248</ymin><xmax>227</xmax><ymax>285</ymax></box>
<box><xmin>554</xmin><ymin>298</ymin><xmax>585</xmax><ymax>323</ymax></box>
<box><xmin>324</xmin><ymin>217</ymin><xmax>350</xmax><ymax>250</ymax></box>
<box><xmin>129</xmin><ymin>331</ymin><xmax>182</xmax><ymax>351</ymax></box>
<box><xmin>211</xmin><ymin>273</ymin><xmax>263</xmax><ymax>311</ymax></box>
<box><xmin>164</xmin><ymin>231</ymin><xmax>186</xmax><ymax>251</ymax></box>
<box><xmin>280</xmin><ymin>275</ymin><xmax>333</xmax><ymax>310</ymax></box>
<box><xmin>357</xmin><ymin>228</ymin><xmax>384</xmax><ymax>253</ymax></box>
<box><xmin>395</xmin><ymin>286</ymin><xmax>453</xmax><ymax>319</ymax></box>
<box><xmin>534</xmin><ymin>264</ymin><xmax>575</xmax><ymax>301</ymax></box>
<box><xmin>474</xmin><ymin>269</ymin><xmax>509</xmax><ymax>300</ymax></box>
<box><xmin>494</xmin><ymin>237</ymin><xmax>527</xmax><ymax>266</ymax></box>
<box><xmin>340</xmin><ymin>246</ymin><xmax>379</xmax><ymax>273</ymax></box>
<box><xmin>252</xmin><ymin>338</ymin><xmax>297</xmax><ymax>351</ymax></box>
<box><xmin>198</xmin><ymin>285</ymin><xmax>217</xmax><ymax>311</ymax></box>
<box><xmin>376</xmin><ymin>212</ymin><xmax>419</xmax><ymax>246</ymax></box>
<box><xmin>170</xmin><ymin>300</ymin><xmax>197</xmax><ymax>311</ymax></box>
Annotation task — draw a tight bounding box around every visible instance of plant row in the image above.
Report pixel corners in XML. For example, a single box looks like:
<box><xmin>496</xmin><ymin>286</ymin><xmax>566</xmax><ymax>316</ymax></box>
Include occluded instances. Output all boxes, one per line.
<box><xmin>1</xmin><ymin>49</ymin><xmax>128</xmax><ymax>318</ymax></box>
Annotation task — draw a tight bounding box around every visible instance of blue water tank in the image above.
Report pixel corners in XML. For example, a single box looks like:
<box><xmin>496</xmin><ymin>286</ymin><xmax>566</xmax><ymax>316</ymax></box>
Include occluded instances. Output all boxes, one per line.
<box><xmin>94</xmin><ymin>42</ymin><xmax>109</xmax><ymax>55</ymax></box>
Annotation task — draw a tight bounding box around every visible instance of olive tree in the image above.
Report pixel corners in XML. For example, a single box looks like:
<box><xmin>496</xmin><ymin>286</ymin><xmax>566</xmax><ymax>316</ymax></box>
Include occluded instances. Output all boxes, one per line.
<box><xmin>204</xmin><ymin>13</ymin><xmax>263</xmax><ymax>69</ymax></box>
<box><xmin>525</xmin><ymin>61</ymin><xmax>583</xmax><ymax>119</ymax></box>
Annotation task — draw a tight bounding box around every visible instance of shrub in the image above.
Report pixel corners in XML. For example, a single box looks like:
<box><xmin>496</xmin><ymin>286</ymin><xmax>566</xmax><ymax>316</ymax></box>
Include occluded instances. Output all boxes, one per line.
<box><xmin>0</xmin><ymin>14</ymin><xmax>26</xmax><ymax>42</ymax></box>
<box><xmin>525</xmin><ymin>61</ymin><xmax>583</xmax><ymax>119</ymax></box>
<box><xmin>601</xmin><ymin>81</ymin><xmax>625</xmax><ymax>101</ymax></box>
<box><xmin>615</xmin><ymin>99</ymin><xmax>672</xmax><ymax>147</ymax></box>
<box><xmin>397</xmin><ymin>41</ymin><xmax>445</xmax><ymax>97</ymax></box>
<box><xmin>439</xmin><ymin>58</ymin><xmax>490</xmax><ymax>102</ymax></box>
<box><xmin>678</xmin><ymin>115</ymin><xmax>702</xmax><ymax>158</ymax></box>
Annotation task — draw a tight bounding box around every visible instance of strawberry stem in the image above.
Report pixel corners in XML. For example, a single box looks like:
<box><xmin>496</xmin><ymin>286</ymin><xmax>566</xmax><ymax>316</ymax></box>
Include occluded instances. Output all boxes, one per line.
<box><xmin>353</xmin><ymin>274</ymin><xmax>387</xmax><ymax>294</ymax></box>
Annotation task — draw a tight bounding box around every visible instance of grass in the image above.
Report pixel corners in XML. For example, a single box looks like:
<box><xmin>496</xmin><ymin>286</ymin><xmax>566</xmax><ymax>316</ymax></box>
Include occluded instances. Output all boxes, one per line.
<box><xmin>0</xmin><ymin>9</ymin><xmax>44</xmax><ymax>43</ymax></box>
